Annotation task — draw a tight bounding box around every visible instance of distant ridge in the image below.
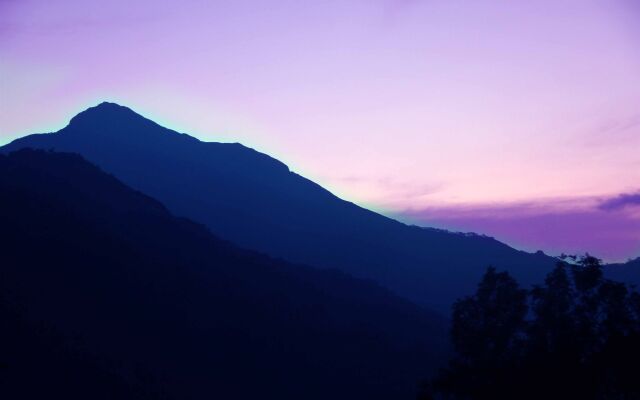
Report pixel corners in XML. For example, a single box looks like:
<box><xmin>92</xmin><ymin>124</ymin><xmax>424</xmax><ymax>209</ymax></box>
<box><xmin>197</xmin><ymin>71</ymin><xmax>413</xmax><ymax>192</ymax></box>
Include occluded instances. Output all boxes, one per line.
<box><xmin>2</xmin><ymin>102</ymin><xmax>556</xmax><ymax>311</ymax></box>
<box><xmin>606</xmin><ymin>257</ymin><xmax>640</xmax><ymax>287</ymax></box>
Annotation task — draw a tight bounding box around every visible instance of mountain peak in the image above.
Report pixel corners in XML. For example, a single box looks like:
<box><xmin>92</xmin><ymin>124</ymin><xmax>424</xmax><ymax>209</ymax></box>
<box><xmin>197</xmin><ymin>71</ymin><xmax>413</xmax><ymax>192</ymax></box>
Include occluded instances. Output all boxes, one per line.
<box><xmin>96</xmin><ymin>101</ymin><xmax>125</xmax><ymax>108</ymax></box>
<box><xmin>67</xmin><ymin>101</ymin><xmax>155</xmax><ymax>131</ymax></box>
<box><xmin>74</xmin><ymin>101</ymin><xmax>136</xmax><ymax>116</ymax></box>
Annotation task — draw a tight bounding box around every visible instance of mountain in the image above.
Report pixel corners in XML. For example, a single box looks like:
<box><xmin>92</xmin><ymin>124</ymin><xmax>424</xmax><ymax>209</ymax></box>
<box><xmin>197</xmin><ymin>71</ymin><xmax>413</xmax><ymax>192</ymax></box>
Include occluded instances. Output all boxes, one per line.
<box><xmin>2</xmin><ymin>102</ymin><xmax>556</xmax><ymax>311</ymax></box>
<box><xmin>0</xmin><ymin>149</ymin><xmax>448</xmax><ymax>399</ymax></box>
<box><xmin>605</xmin><ymin>258</ymin><xmax>640</xmax><ymax>287</ymax></box>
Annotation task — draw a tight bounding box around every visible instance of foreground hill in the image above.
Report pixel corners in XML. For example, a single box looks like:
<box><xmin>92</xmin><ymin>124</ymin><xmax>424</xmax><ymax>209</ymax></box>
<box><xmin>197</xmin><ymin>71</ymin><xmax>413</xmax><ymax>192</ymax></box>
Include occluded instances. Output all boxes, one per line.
<box><xmin>2</xmin><ymin>102</ymin><xmax>555</xmax><ymax>310</ymax></box>
<box><xmin>0</xmin><ymin>149</ymin><xmax>448</xmax><ymax>399</ymax></box>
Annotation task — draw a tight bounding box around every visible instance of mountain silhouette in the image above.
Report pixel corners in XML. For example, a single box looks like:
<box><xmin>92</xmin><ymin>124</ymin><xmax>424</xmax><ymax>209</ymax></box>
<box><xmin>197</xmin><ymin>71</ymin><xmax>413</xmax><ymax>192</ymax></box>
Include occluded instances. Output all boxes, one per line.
<box><xmin>606</xmin><ymin>257</ymin><xmax>640</xmax><ymax>287</ymax></box>
<box><xmin>0</xmin><ymin>149</ymin><xmax>449</xmax><ymax>399</ymax></box>
<box><xmin>2</xmin><ymin>102</ymin><xmax>556</xmax><ymax>311</ymax></box>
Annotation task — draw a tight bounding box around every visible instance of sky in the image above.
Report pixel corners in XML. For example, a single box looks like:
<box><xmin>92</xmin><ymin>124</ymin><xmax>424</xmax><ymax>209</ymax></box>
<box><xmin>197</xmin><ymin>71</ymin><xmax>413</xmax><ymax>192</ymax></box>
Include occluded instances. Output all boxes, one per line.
<box><xmin>1</xmin><ymin>0</ymin><xmax>639</xmax><ymax>261</ymax></box>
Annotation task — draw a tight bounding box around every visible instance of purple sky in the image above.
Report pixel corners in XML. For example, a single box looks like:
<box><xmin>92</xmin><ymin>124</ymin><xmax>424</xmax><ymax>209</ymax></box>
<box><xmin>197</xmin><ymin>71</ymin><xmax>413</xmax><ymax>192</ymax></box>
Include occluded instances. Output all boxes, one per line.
<box><xmin>1</xmin><ymin>0</ymin><xmax>639</xmax><ymax>261</ymax></box>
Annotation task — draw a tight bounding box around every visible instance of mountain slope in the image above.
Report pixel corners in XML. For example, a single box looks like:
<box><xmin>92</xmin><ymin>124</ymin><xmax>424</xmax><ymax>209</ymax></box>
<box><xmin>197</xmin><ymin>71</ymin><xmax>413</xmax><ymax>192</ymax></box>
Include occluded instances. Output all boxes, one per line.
<box><xmin>0</xmin><ymin>149</ymin><xmax>448</xmax><ymax>399</ymax></box>
<box><xmin>2</xmin><ymin>102</ymin><xmax>556</xmax><ymax>310</ymax></box>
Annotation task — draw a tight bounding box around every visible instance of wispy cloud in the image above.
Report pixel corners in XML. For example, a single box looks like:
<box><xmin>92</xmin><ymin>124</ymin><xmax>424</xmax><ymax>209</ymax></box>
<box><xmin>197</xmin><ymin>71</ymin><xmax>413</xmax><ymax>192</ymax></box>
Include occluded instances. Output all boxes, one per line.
<box><xmin>578</xmin><ymin>111</ymin><xmax>640</xmax><ymax>149</ymax></box>
<box><xmin>378</xmin><ymin>0</ymin><xmax>427</xmax><ymax>26</ymax></box>
<box><xmin>329</xmin><ymin>174</ymin><xmax>443</xmax><ymax>206</ymax></box>
<box><xmin>599</xmin><ymin>191</ymin><xmax>640</xmax><ymax>211</ymax></box>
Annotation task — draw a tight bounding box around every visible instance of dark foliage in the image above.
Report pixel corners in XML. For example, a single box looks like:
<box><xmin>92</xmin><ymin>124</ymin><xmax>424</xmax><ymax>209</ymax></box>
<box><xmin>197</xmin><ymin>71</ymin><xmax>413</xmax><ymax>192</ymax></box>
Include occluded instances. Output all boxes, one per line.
<box><xmin>0</xmin><ymin>102</ymin><xmax>556</xmax><ymax>312</ymax></box>
<box><xmin>421</xmin><ymin>257</ymin><xmax>640</xmax><ymax>400</ymax></box>
<box><xmin>0</xmin><ymin>149</ymin><xmax>449</xmax><ymax>399</ymax></box>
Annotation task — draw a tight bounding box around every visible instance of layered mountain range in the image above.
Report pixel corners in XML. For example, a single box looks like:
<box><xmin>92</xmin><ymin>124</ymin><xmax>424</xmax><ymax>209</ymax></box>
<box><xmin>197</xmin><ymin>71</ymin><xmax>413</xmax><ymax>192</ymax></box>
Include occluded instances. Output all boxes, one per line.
<box><xmin>2</xmin><ymin>102</ymin><xmax>559</xmax><ymax>311</ymax></box>
<box><xmin>2</xmin><ymin>102</ymin><xmax>638</xmax><ymax>399</ymax></box>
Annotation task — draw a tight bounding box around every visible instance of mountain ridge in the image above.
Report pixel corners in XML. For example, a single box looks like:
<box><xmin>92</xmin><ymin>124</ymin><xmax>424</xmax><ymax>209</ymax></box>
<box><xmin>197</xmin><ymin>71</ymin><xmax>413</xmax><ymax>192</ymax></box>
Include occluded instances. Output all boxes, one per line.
<box><xmin>2</xmin><ymin>102</ymin><xmax>558</xmax><ymax>311</ymax></box>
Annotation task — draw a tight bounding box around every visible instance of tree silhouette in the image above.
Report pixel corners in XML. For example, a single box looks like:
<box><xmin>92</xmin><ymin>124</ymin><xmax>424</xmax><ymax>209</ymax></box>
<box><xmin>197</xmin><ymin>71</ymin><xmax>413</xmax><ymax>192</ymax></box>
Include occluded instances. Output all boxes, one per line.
<box><xmin>431</xmin><ymin>267</ymin><xmax>528</xmax><ymax>399</ymax></box>
<box><xmin>422</xmin><ymin>256</ymin><xmax>640</xmax><ymax>400</ymax></box>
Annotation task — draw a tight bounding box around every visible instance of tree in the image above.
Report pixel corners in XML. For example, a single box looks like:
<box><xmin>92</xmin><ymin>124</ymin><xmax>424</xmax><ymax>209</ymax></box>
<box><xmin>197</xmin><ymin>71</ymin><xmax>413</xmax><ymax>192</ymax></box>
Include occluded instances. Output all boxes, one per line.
<box><xmin>451</xmin><ymin>267</ymin><xmax>528</xmax><ymax>363</ymax></box>
<box><xmin>422</xmin><ymin>257</ymin><xmax>640</xmax><ymax>400</ymax></box>
<box><xmin>529</xmin><ymin>262</ymin><xmax>576</xmax><ymax>355</ymax></box>
<box><xmin>430</xmin><ymin>267</ymin><xmax>528</xmax><ymax>399</ymax></box>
